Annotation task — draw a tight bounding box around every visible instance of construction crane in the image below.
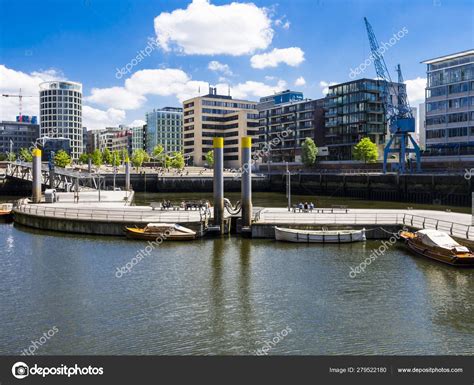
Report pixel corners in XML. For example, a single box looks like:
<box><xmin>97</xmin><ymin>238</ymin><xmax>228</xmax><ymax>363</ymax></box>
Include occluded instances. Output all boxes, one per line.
<box><xmin>1</xmin><ymin>88</ymin><xmax>36</xmax><ymax>118</ymax></box>
<box><xmin>364</xmin><ymin>17</ymin><xmax>421</xmax><ymax>173</ymax></box>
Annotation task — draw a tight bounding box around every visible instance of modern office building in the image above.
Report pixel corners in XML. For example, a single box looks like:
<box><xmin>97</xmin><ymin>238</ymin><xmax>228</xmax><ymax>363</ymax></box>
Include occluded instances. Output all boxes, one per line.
<box><xmin>36</xmin><ymin>137</ymin><xmax>71</xmax><ymax>161</ymax></box>
<box><xmin>182</xmin><ymin>88</ymin><xmax>259</xmax><ymax>168</ymax></box>
<box><xmin>39</xmin><ymin>81</ymin><xmax>83</xmax><ymax>160</ymax></box>
<box><xmin>145</xmin><ymin>107</ymin><xmax>183</xmax><ymax>154</ymax></box>
<box><xmin>0</xmin><ymin>117</ymin><xmax>40</xmax><ymax>155</ymax></box>
<box><xmin>324</xmin><ymin>78</ymin><xmax>405</xmax><ymax>160</ymax></box>
<box><xmin>257</xmin><ymin>91</ymin><xmax>325</xmax><ymax>163</ymax></box>
<box><xmin>258</xmin><ymin>90</ymin><xmax>304</xmax><ymax>111</ymax></box>
<box><xmin>130</xmin><ymin>125</ymin><xmax>146</xmax><ymax>152</ymax></box>
<box><xmin>85</xmin><ymin>126</ymin><xmax>132</xmax><ymax>154</ymax></box>
<box><xmin>418</xmin><ymin>103</ymin><xmax>426</xmax><ymax>150</ymax></box>
<box><xmin>422</xmin><ymin>50</ymin><xmax>474</xmax><ymax>156</ymax></box>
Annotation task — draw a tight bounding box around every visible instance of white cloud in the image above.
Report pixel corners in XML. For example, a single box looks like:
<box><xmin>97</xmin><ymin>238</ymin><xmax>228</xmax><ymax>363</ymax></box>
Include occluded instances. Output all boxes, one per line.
<box><xmin>154</xmin><ymin>0</ymin><xmax>273</xmax><ymax>56</ymax></box>
<box><xmin>250</xmin><ymin>47</ymin><xmax>305</xmax><ymax>69</ymax></box>
<box><xmin>0</xmin><ymin>65</ymin><xmax>64</xmax><ymax>119</ymax></box>
<box><xmin>208</xmin><ymin>60</ymin><xmax>233</xmax><ymax>76</ymax></box>
<box><xmin>128</xmin><ymin>119</ymin><xmax>146</xmax><ymax>127</ymax></box>
<box><xmin>82</xmin><ymin>106</ymin><xmax>126</xmax><ymax>130</ymax></box>
<box><xmin>294</xmin><ymin>76</ymin><xmax>306</xmax><ymax>86</ymax></box>
<box><xmin>85</xmin><ymin>86</ymin><xmax>146</xmax><ymax>110</ymax></box>
<box><xmin>319</xmin><ymin>80</ymin><xmax>338</xmax><ymax>96</ymax></box>
<box><xmin>275</xmin><ymin>17</ymin><xmax>290</xmax><ymax>30</ymax></box>
<box><xmin>220</xmin><ymin>79</ymin><xmax>287</xmax><ymax>100</ymax></box>
<box><xmin>404</xmin><ymin>77</ymin><xmax>426</xmax><ymax>106</ymax></box>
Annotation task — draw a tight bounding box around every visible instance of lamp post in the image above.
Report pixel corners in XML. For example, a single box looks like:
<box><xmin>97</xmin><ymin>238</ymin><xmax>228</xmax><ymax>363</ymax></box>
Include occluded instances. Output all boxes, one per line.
<box><xmin>286</xmin><ymin>161</ymin><xmax>291</xmax><ymax>211</ymax></box>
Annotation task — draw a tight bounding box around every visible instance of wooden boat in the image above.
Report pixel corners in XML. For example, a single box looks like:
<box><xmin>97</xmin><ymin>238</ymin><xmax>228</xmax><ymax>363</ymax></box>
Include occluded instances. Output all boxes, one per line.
<box><xmin>0</xmin><ymin>203</ymin><xmax>13</xmax><ymax>221</ymax></box>
<box><xmin>125</xmin><ymin>223</ymin><xmax>196</xmax><ymax>241</ymax></box>
<box><xmin>400</xmin><ymin>229</ymin><xmax>474</xmax><ymax>267</ymax></box>
<box><xmin>275</xmin><ymin>226</ymin><xmax>366</xmax><ymax>243</ymax></box>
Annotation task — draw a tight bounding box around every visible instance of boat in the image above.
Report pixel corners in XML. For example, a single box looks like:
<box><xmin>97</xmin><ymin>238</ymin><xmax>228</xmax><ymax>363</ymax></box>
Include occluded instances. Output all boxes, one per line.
<box><xmin>400</xmin><ymin>229</ymin><xmax>474</xmax><ymax>267</ymax></box>
<box><xmin>125</xmin><ymin>223</ymin><xmax>196</xmax><ymax>241</ymax></box>
<box><xmin>0</xmin><ymin>203</ymin><xmax>13</xmax><ymax>221</ymax></box>
<box><xmin>275</xmin><ymin>226</ymin><xmax>366</xmax><ymax>243</ymax></box>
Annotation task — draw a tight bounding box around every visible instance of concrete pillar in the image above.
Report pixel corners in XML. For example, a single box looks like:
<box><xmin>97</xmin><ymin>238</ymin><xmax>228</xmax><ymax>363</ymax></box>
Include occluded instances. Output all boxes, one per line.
<box><xmin>87</xmin><ymin>158</ymin><xmax>92</xmax><ymax>173</ymax></box>
<box><xmin>213</xmin><ymin>137</ymin><xmax>224</xmax><ymax>233</ymax></box>
<box><xmin>49</xmin><ymin>166</ymin><xmax>55</xmax><ymax>189</ymax></box>
<box><xmin>241</xmin><ymin>136</ymin><xmax>252</xmax><ymax>227</ymax></box>
<box><xmin>125</xmin><ymin>160</ymin><xmax>131</xmax><ymax>191</ymax></box>
<box><xmin>32</xmin><ymin>148</ymin><xmax>42</xmax><ymax>203</ymax></box>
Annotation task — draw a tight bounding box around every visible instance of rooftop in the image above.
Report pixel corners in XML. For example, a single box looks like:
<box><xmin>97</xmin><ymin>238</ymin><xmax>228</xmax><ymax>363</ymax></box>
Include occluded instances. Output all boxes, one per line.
<box><xmin>421</xmin><ymin>49</ymin><xmax>474</xmax><ymax>64</ymax></box>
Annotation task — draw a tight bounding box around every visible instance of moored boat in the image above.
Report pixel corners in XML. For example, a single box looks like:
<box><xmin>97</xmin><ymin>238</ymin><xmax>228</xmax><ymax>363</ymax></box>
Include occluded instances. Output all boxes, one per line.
<box><xmin>400</xmin><ymin>229</ymin><xmax>474</xmax><ymax>267</ymax></box>
<box><xmin>275</xmin><ymin>227</ymin><xmax>366</xmax><ymax>243</ymax></box>
<box><xmin>125</xmin><ymin>223</ymin><xmax>196</xmax><ymax>241</ymax></box>
<box><xmin>0</xmin><ymin>203</ymin><xmax>13</xmax><ymax>221</ymax></box>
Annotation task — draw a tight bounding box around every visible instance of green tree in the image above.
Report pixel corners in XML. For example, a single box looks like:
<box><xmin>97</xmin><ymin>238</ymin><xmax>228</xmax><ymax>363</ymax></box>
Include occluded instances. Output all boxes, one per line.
<box><xmin>120</xmin><ymin>148</ymin><xmax>129</xmax><ymax>163</ymax></box>
<box><xmin>131</xmin><ymin>149</ymin><xmax>147</xmax><ymax>169</ymax></box>
<box><xmin>301</xmin><ymin>137</ymin><xmax>318</xmax><ymax>167</ymax></box>
<box><xmin>6</xmin><ymin>152</ymin><xmax>16</xmax><ymax>161</ymax></box>
<box><xmin>152</xmin><ymin>144</ymin><xmax>164</xmax><ymax>159</ymax></box>
<box><xmin>170</xmin><ymin>152</ymin><xmax>185</xmax><ymax>169</ymax></box>
<box><xmin>353</xmin><ymin>137</ymin><xmax>379</xmax><ymax>163</ymax></box>
<box><xmin>91</xmin><ymin>149</ymin><xmax>103</xmax><ymax>168</ymax></box>
<box><xmin>78</xmin><ymin>153</ymin><xmax>90</xmax><ymax>164</ymax></box>
<box><xmin>205</xmin><ymin>150</ymin><xmax>214</xmax><ymax>167</ymax></box>
<box><xmin>111</xmin><ymin>150</ymin><xmax>121</xmax><ymax>167</ymax></box>
<box><xmin>19</xmin><ymin>148</ymin><xmax>33</xmax><ymax>162</ymax></box>
<box><xmin>0</xmin><ymin>153</ymin><xmax>7</xmax><ymax>161</ymax></box>
<box><xmin>54</xmin><ymin>150</ymin><xmax>71</xmax><ymax>168</ymax></box>
<box><xmin>102</xmin><ymin>148</ymin><xmax>112</xmax><ymax>165</ymax></box>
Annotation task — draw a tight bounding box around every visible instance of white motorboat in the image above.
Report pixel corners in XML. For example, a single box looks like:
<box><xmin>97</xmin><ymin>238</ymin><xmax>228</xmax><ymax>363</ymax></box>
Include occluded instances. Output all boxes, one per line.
<box><xmin>275</xmin><ymin>226</ymin><xmax>366</xmax><ymax>243</ymax></box>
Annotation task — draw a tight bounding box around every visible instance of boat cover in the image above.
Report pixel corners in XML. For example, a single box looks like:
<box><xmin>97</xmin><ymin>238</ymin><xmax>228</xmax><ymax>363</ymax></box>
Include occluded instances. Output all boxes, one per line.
<box><xmin>417</xmin><ymin>229</ymin><xmax>469</xmax><ymax>252</ymax></box>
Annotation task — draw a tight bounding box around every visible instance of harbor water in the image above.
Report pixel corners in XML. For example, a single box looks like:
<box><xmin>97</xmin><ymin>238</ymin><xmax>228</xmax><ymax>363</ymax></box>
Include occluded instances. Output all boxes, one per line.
<box><xmin>0</xmin><ymin>193</ymin><xmax>473</xmax><ymax>355</ymax></box>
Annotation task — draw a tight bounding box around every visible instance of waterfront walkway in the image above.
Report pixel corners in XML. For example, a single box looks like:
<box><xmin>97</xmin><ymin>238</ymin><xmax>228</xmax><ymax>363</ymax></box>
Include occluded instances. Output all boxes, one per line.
<box><xmin>255</xmin><ymin>208</ymin><xmax>473</xmax><ymax>241</ymax></box>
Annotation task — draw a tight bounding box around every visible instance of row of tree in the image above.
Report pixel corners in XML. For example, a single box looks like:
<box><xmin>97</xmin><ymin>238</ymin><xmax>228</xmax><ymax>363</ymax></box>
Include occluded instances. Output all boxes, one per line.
<box><xmin>1</xmin><ymin>138</ymin><xmax>378</xmax><ymax>169</ymax></box>
<box><xmin>78</xmin><ymin>145</ymin><xmax>185</xmax><ymax>169</ymax></box>
<box><xmin>0</xmin><ymin>148</ymin><xmax>72</xmax><ymax>167</ymax></box>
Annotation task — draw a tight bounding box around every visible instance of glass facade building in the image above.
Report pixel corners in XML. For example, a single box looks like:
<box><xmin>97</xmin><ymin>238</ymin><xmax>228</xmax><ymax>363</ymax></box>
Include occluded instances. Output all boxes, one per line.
<box><xmin>131</xmin><ymin>125</ymin><xmax>145</xmax><ymax>152</ymax></box>
<box><xmin>39</xmin><ymin>81</ymin><xmax>83</xmax><ymax>160</ymax></box>
<box><xmin>324</xmin><ymin>78</ymin><xmax>404</xmax><ymax>160</ymax></box>
<box><xmin>422</xmin><ymin>50</ymin><xmax>474</xmax><ymax>156</ymax></box>
<box><xmin>145</xmin><ymin>107</ymin><xmax>183</xmax><ymax>154</ymax></box>
<box><xmin>0</xmin><ymin>119</ymin><xmax>40</xmax><ymax>155</ymax></box>
<box><xmin>257</xmin><ymin>92</ymin><xmax>325</xmax><ymax>163</ymax></box>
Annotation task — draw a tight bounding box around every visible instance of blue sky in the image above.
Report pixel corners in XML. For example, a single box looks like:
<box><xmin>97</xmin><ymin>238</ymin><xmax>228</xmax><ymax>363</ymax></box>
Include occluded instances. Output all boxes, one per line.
<box><xmin>0</xmin><ymin>0</ymin><xmax>472</xmax><ymax>128</ymax></box>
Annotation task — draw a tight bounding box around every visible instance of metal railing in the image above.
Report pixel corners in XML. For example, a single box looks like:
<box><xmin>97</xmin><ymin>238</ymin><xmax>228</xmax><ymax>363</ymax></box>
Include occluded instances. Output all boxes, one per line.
<box><xmin>257</xmin><ymin>211</ymin><xmax>474</xmax><ymax>240</ymax></box>
<box><xmin>14</xmin><ymin>204</ymin><xmax>207</xmax><ymax>223</ymax></box>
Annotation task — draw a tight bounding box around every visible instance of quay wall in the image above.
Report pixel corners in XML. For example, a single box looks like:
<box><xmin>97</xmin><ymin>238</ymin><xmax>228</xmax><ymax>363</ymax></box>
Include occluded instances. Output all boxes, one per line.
<box><xmin>269</xmin><ymin>174</ymin><xmax>472</xmax><ymax>207</ymax></box>
<box><xmin>13</xmin><ymin>211</ymin><xmax>206</xmax><ymax>237</ymax></box>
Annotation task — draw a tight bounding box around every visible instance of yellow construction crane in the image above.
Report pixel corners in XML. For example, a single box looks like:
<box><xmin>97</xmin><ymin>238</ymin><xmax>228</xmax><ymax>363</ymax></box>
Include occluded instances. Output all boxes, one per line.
<box><xmin>2</xmin><ymin>88</ymin><xmax>37</xmax><ymax>117</ymax></box>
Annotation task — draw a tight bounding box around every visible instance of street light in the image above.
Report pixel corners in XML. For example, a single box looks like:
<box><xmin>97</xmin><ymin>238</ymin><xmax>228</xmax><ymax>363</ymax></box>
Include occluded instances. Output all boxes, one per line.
<box><xmin>286</xmin><ymin>161</ymin><xmax>291</xmax><ymax>211</ymax></box>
